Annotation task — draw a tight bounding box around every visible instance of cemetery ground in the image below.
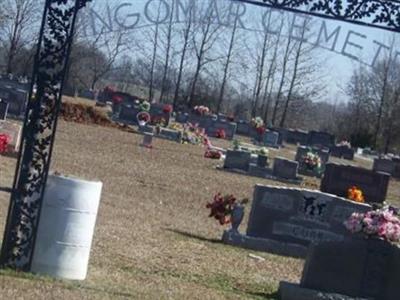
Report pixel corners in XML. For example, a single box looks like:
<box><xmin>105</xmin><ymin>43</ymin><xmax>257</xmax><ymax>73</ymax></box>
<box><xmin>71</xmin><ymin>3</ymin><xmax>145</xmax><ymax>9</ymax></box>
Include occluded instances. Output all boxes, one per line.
<box><xmin>0</xmin><ymin>98</ymin><xmax>399</xmax><ymax>299</ymax></box>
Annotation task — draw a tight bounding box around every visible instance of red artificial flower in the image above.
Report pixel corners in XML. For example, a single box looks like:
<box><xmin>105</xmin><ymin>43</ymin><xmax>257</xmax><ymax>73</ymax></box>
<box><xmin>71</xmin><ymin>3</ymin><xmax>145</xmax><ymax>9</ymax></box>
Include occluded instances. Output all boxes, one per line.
<box><xmin>163</xmin><ymin>104</ymin><xmax>173</xmax><ymax>114</ymax></box>
<box><xmin>256</xmin><ymin>126</ymin><xmax>265</xmax><ymax>135</ymax></box>
<box><xmin>0</xmin><ymin>134</ymin><xmax>11</xmax><ymax>154</ymax></box>
<box><xmin>206</xmin><ymin>194</ymin><xmax>237</xmax><ymax>225</ymax></box>
<box><xmin>205</xmin><ymin>149</ymin><xmax>222</xmax><ymax>159</ymax></box>
<box><xmin>215</xmin><ymin>129</ymin><xmax>226</xmax><ymax>139</ymax></box>
<box><xmin>112</xmin><ymin>95</ymin><xmax>123</xmax><ymax>104</ymax></box>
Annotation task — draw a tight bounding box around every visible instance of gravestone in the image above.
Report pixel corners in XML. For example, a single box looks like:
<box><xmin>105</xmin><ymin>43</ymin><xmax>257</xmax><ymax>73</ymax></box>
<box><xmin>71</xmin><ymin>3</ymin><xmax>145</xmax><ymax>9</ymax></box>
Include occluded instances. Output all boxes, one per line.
<box><xmin>0</xmin><ymin>121</ymin><xmax>22</xmax><ymax>153</ymax></box>
<box><xmin>223</xmin><ymin>150</ymin><xmax>251</xmax><ymax>172</ymax></box>
<box><xmin>138</xmin><ymin>124</ymin><xmax>153</xmax><ymax>134</ymax></box>
<box><xmin>280</xmin><ymin>239</ymin><xmax>400</xmax><ymax>300</ymax></box>
<box><xmin>0</xmin><ymin>100</ymin><xmax>8</xmax><ymax>120</ymax></box>
<box><xmin>308</xmin><ymin>131</ymin><xmax>335</xmax><ymax>149</ymax></box>
<box><xmin>393</xmin><ymin>161</ymin><xmax>400</xmax><ymax>179</ymax></box>
<box><xmin>373</xmin><ymin>158</ymin><xmax>395</xmax><ymax>175</ymax></box>
<box><xmin>273</xmin><ymin>157</ymin><xmax>299</xmax><ymax>180</ymax></box>
<box><xmin>341</xmin><ymin>147</ymin><xmax>355</xmax><ymax>160</ymax></box>
<box><xmin>223</xmin><ymin>185</ymin><xmax>371</xmax><ymax>258</ymax></box>
<box><xmin>236</xmin><ymin>121</ymin><xmax>250</xmax><ymax>135</ymax></box>
<box><xmin>119</xmin><ymin>103</ymin><xmax>140</xmax><ymax>123</ymax></box>
<box><xmin>156</xmin><ymin>128</ymin><xmax>182</xmax><ymax>143</ymax></box>
<box><xmin>321</xmin><ymin>163</ymin><xmax>390</xmax><ymax>204</ymax></box>
<box><xmin>206</xmin><ymin>120</ymin><xmax>237</xmax><ymax>140</ymax></box>
<box><xmin>247</xmin><ymin>185</ymin><xmax>371</xmax><ymax>246</ymax></box>
<box><xmin>263</xmin><ymin>131</ymin><xmax>280</xmax><ymax>148</ymax></box>
<box><xmin>149</xmin><ymin>103</ymin><xmax>172</xmax><ymax>126</ymax></box>
<box><xmin>286</xmin><ymin>129</ymin><xmax>309</xmax><ymax>145</ymax></box>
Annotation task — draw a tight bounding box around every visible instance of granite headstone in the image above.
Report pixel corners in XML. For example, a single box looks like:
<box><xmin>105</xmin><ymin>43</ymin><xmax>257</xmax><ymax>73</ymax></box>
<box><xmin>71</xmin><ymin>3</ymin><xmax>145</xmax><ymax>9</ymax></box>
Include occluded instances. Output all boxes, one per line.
<box><xmin>321</xmin><ymin>163</ymin><xmax>390</xmax><ymax>203</ymax></box>
<box><xmin>273</xmin><ymin>157</ymin><xmax>299</xmax><ymax>180</ymax></box>
<box><xmin>223</xmin><ymin>150</ymin><xmax>251</xmax><ymax>172</ymax></box>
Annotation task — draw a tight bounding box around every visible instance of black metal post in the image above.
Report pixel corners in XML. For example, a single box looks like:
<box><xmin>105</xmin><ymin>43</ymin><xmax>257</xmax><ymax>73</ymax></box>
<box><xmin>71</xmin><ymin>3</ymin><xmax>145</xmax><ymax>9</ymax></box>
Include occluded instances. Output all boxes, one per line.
<box><xmin>0</xmin><ymin>0</ymin><xmax>91</xmax><ymax>271</ymax></box>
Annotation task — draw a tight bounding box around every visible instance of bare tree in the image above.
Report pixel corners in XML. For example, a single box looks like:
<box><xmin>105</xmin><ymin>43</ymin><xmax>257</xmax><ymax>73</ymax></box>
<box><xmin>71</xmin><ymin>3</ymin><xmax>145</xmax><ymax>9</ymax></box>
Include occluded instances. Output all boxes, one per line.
<box><xmin>172</xmin><ymin>0</ymin><xmax>195</xmax><ymax>109</ymax></box>
<box><xmin>187</xmin><ymin>1</ymin><xmax>222</xmax><ymax>108</ymax></box>
<box><xmin>216</xmin><ymin>4</ymin><xmax>241</xmax><ymax>113</ymax></box>
<box><xmin>1</xmin><ymin>0</ymin><xmax>39</xmax><ymax>74</ymax></box>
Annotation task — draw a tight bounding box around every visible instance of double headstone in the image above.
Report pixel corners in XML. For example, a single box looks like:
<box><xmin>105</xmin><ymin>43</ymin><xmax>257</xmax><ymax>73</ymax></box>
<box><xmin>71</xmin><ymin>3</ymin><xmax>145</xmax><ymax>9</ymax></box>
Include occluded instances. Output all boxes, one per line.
<box><xmin>223</xmin><ymin>150</ymin><xmax>251</xmax><ymax>172</ymax></box>
<box><xmin>223</xmin><ymin>185</ymin><xmax>371</xmax><ymax>258</ymax></box>
<box><xmin>321</xmin><ymin>163</ymin><xmax>390</xmax><ymax>204</ymax></box>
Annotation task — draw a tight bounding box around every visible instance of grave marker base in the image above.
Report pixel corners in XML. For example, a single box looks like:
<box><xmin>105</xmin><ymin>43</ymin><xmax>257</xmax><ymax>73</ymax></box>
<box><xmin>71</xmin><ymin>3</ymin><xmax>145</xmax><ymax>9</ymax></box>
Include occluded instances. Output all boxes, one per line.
<box><xmin>279</xmin><ymin>282</ymin><xmax>370</xmax><ymax>300</ymax></box>
<box><xmin>222</xmin><ymin>230</ymin><xmax>308</xmax><ymax>259</ymax></box>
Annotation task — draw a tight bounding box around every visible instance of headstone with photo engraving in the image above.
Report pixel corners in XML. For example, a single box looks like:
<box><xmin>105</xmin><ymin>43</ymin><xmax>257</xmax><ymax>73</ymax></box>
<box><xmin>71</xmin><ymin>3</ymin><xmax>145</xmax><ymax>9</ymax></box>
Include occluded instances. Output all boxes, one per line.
<box><xmin>321</xmin><ymin>163</ymin><xmax>390</xmax><ymax>204</ymax></box>
<box><xmin>223</xmin><ymin>185</ymin><xmax>371</xmax><ymax>258</ymax></box>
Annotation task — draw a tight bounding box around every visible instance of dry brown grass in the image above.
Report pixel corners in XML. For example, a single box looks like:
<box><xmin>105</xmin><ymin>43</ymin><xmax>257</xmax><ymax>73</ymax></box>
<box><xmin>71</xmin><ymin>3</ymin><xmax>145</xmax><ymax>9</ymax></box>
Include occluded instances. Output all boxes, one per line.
<box><xmin>0</xmin><ymin>112</ymin><xmax>399</xmax><ymax>299</ymax></box>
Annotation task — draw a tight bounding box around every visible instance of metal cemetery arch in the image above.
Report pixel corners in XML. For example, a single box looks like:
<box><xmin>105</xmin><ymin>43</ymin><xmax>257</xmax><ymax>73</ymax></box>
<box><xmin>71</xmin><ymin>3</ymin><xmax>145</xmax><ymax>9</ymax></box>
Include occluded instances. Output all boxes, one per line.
<box><xmin>1</xmin><ymin>0</ymin><xmax>400</xmax><ymax>271</ymax></box>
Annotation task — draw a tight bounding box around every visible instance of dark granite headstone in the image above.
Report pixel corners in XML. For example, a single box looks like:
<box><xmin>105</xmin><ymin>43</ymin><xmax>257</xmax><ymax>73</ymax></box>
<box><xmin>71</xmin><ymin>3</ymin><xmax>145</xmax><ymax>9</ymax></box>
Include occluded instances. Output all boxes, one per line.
<box><xmin>206</xmin><ymin>120</ymin><xmax>237</xmax><ymax>140</ymax></box>
<box><xmin>263</xmin><ymin>131</ymin><xmax>279</xmax><ymax>148</ymax></box>
<box><xmin>308</xmin><ymin>131</ymin><xmax>335</xmax><ymax>149</ymax></box>
<box><xmin>157</xmin><ymin>128</ymin><xmax>182</xmax><ymax>143</ymax></box>
<box><xmin>286</xmin><ymin>129</ymin><xmax>309</xmax><ymax>145</ymax></box>
<box><xmin>0</xmin><ymin>100</ymin><xmax>8</xmax><ymax>120</ymax></box>
<box><xmin>273</xmin><ymin>157</ymin><xmax>299</xmax><ymax>180</ymax></box>
<box><xmin>236</xmin><ymin>121</ymin><xmax>250</xmax><ymax>135</ymax></box>
<box><xmin>373</xmin><ymin>158</ymin><xmax>395</xmax><ymax>175</ymax></box>
<box><xmin>149</xmin><ymin>103</ymin><xmax>171</xmax><ymax>126</ymax></box>
<box><xmin>0</xmin><ymin>87</ymin><xmax>28</xmax><ymax>117</ymax></box>
<box><xmin>223</xmin><ymin>150</ymin><xmax>251</xmax><ymax>172</ymax></box>
<box><xmin>341</xmin><ymin>147</ymin><xmax>355</xmax><ymax>160</ymax></box>
<box><xmin>301</xmin><ymin>240</ymin><xmax>400</xmax><ymax>300</ymax></box>
<box><xmin>321</xmin><ymin>163</ymin><xmax>390</xmax><ymax>203</ymax></box>
<box><xmin>246</xmin><ymin>185</ymin><xmax>371</xmax><ymax>247</ymax></box>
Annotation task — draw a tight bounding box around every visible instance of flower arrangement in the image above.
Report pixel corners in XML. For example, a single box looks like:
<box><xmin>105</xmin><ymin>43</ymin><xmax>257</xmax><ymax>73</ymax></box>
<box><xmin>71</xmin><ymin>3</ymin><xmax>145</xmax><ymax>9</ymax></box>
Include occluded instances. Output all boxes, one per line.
<box><xmin>302</xmin><ymin>151</ymin><xmax>322</xmax><ymax>171</ymax></box>
<box><xmin>182</xmin><ymin>122</ymin><xmax>208</xmax><ymax>145</ymax></box>
<box><xmin>232</xmin><ymin>139</ymin><xmax>241</xmax><ymax>150</ymax></box>
<box><xmin>139</xmin><ymin>100</ymin><xmax>151</xmax><ymax>112</ymax></box>
<box><xmin>194</xmin><ymin>105</ymin><xmax>210</xmax><ymax>116</ymax></box>
<box><xmin>0</xmin><ymin>134</ymin><xmax>10</xmax><ymax>154</ymax></box>
<box><xmin>204</xmin><ymin>149</ymin><xmax>222</xmax><ymax>159</ymax></box>
<box><xmin>344</xmin><ymin>207</ymin><xmax>400</xmax><ymax>243</ymax></box>
<box><xmin>206</xmin><ymin>194</ymin><xmax>248</xmax><ymax>225</ymax></box>
<box><xmin>151</xmin><ymin>116</ymin><xmax>167</xmax><ymax>127</ymax></box>
<box><xmin>347</xmin><ymin>186</ymin><xmax>365</xmax><ymax>203</ymax></box>
<box><xmin>258</xmin><ymin>147</ymin><xmax>269</xmax><ymax>156</ymax></box>
<box><xmin>215</xmin><ymin>128</ymin><xmax>226</xmax><ymax>139</ymax></box>
<box><xmin>163</xmin><ymin>104</ymin><xmax>173</xmax><ymax>114</ymax></box>
<box><xmin>136</xmin><ymin>111</ymin><xmax>151</xmax><ymax>126</ymax></box>
<box><xmin>251</xmin><ymin>117</ymin><xmax>265</xmax><ymax>137</ymax></box>
<box><xmin>337</xmin><ymin>140</ymin><xmax>351</xmax><ymax>148</ymax></box>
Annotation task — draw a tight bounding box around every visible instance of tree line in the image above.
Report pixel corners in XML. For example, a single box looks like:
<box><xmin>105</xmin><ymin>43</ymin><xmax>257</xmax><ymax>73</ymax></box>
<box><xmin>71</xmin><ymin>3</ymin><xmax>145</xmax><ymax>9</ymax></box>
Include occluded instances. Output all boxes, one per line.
<box><xmin>0</xmin><ymin>0</ymin><xmax>399</xmax><ymax>153</ymax></box>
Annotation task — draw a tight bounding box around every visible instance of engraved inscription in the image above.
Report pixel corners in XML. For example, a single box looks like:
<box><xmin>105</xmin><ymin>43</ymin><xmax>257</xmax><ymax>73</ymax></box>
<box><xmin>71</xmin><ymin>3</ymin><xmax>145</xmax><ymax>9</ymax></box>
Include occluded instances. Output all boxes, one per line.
<box><xmin>260</xmin><ymin>192</ymin><xmax>294</xmax><ymax>212</ymax></box>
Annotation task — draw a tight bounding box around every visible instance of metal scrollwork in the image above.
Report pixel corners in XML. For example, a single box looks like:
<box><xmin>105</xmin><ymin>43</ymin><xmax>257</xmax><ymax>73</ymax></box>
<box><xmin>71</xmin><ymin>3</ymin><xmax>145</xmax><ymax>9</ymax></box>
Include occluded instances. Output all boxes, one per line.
<box><xmin>0</xmin><ymin>0</ymin><xmax>91</xmax><ymax>270</ymax></box>
<box><xmin>235</xmin><ymin>0</ymin><xmax>400</xmax><ymax>32</ymax></box>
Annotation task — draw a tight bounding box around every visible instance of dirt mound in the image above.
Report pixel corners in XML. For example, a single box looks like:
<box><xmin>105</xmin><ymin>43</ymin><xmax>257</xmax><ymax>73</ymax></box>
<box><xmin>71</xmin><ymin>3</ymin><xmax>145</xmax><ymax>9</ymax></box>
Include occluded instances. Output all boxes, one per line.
<box><xmin>60</xmin><ymin>101</ymin><xmax>134</xmax><ymax>132</ymax></box>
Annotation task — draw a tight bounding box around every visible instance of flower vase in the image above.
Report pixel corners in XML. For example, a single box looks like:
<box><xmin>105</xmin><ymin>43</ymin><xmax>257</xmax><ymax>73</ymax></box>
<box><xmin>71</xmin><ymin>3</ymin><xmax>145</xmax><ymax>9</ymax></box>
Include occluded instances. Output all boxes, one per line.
<box><xmin>230</xmin><ymin>204</ymin><xmax>245</xmax><ymax>233</ymax></box>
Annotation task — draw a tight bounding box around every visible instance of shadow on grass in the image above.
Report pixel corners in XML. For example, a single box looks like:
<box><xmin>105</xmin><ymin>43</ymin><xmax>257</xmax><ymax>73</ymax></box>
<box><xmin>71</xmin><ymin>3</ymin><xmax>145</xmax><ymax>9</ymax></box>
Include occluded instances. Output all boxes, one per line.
<box><xmin>0</xmin><ymin>186</ymin><xmax>12</xmax><ymax>194</ymax></box>
<box><xmin>165</xmin><ymin>228</ymin><xmax>222</xmax><ymax>244</ymax></box>
<box><xmin>0</xmin><ymin>269</ymin><xmax>136</xmax><ymax>298</ymax></box>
